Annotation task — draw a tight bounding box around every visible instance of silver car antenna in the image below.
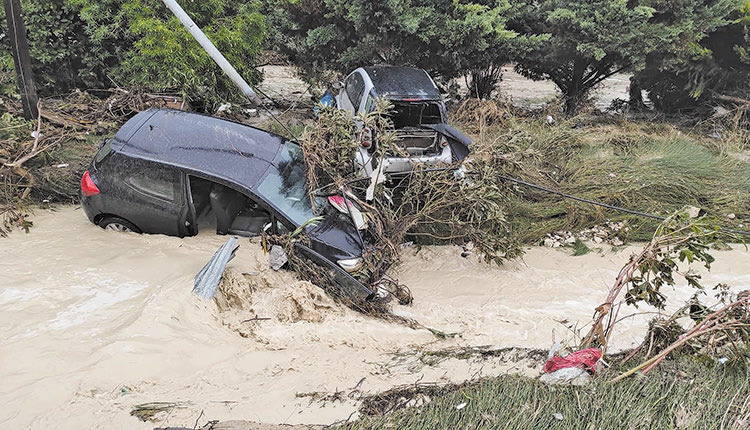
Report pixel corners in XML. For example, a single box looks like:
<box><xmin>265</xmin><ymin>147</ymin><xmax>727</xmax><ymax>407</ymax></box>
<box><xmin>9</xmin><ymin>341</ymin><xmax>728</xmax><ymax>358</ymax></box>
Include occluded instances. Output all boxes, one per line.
<box><xmin>160</xmin><ymin>0</ymin><xmax>295</xmax><ymax>137</ymax></box>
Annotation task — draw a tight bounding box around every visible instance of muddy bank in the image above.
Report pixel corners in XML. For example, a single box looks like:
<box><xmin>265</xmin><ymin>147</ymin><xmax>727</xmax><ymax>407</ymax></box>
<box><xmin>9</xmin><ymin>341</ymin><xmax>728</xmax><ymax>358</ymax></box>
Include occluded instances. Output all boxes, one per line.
<box><xmin>1</xmin><ymin>206</ymin><xmax>748</xmax><ymax>429</ymax></box>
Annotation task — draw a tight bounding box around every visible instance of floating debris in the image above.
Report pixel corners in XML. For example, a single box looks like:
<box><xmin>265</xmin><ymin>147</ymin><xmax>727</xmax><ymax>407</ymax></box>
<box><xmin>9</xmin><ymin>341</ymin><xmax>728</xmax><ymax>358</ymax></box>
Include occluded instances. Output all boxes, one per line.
<box><xmin>193</xmin><ymin>237</ymin><xmax>239</xmax><ymax>299</ymax></box>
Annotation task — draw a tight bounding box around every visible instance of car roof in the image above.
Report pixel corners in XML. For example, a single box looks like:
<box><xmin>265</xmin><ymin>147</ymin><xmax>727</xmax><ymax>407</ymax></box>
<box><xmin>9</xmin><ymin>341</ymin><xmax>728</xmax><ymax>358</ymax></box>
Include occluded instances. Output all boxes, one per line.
<box><xmin>361</xmin><ymin>66</ymin><xmax>441</xmax><ymax>100</ymax></box>
<box><xmin>111</xmin><ymin>108</ymin><xmax>285</xmax><ymax>189</ymax></box>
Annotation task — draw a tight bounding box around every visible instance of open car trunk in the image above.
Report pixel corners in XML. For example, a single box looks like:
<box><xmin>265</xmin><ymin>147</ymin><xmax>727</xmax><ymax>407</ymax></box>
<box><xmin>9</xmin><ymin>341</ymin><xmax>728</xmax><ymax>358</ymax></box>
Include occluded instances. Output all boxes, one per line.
<box><xmin>389</xmin><ymin>101</ymin><xmax>444</xmax><ymax>156</ymax></box>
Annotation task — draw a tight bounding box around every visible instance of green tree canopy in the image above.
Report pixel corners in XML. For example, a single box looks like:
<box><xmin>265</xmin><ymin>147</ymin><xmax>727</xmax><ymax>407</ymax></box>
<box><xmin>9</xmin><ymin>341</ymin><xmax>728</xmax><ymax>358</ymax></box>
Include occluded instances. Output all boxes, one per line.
<box><xmin>509</xmin><ymin>0</ymin><xmax>738</xmax><ymax>114</ymax></box>
<box><xmin>265</xmin><ymin>0</ymin><xmax>520</xmax><ymax>92</ymax></box>
<box><xmin>635</xmin><ymin>0</ymin><xmax>750</xmax><ymax>112</ymax></box>
<box><xmin>1</xmin><ymin>0</ymin><xmax>266</xmax><ymax>108</ymax></box>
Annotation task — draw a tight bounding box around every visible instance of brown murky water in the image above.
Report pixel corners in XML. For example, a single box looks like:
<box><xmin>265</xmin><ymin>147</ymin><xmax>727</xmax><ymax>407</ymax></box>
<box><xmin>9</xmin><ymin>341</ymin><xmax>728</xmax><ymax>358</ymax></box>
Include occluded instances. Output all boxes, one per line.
<box><xmin>2</xmin><ymin>207</ymin><xmax>748</xmax><ymax>429</ymax></box>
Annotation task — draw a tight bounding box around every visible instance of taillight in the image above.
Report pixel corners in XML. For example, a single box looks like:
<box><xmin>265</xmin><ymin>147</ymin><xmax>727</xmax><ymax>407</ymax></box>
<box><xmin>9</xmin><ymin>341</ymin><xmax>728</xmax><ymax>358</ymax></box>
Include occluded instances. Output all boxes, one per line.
<box><xmin>360</xmin><ymin>127</ymin><xmax>372</xmax><ymax>148</ymax></box>
<box><xmin>81</xmin><ymin>171</ymin><xmax>100</xmax><ymax>197</ymax></box>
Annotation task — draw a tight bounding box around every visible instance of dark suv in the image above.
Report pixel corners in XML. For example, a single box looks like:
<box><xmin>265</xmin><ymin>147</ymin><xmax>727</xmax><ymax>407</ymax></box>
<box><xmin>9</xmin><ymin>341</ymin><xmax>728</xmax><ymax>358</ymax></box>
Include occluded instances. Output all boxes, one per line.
<box><xmin>81</xmin><ymin>108</ymin><xmax>373</xmax><ymax>300</ymax></box>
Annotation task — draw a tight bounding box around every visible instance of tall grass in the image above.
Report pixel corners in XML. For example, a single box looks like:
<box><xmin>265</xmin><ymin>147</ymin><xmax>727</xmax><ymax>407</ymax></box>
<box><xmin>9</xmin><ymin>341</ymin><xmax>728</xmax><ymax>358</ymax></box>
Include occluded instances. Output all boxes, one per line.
<box><xmin>474</xmin><ymin>114</ymin><xmax>750</xmax><ymax>243</ymax></box>
<box><xmin>348</xmin><ymin>359</ymin><xmax>750</xmax><ymax>430</ymax></box>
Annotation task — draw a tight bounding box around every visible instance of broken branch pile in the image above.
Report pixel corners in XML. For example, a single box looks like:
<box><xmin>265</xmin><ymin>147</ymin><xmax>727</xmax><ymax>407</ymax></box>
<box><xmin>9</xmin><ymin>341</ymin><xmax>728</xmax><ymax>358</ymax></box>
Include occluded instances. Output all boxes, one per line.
<box><xmin>0</xmin><ymin>88</ymin><xmax>185</xmax><ymax>235</ymax></box>
<box><xmin>274</xmin><ymin>99</ymin><xmax>523</xmax><ymax>313</ymax></box>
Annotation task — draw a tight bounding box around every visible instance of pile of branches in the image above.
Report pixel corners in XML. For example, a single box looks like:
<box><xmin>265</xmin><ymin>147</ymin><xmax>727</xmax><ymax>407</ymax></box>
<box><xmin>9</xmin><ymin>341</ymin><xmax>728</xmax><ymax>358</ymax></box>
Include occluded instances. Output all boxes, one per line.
<box><xmin>0</xmin><ymin>88</ymin><xmax>185</xmax><ymax>235</ymax></box>
<box><xmin>276</xmin><ymin>98</ymin><xmax>523</xmax><ymax>311</ymax></box>
<box><xmin>578</xmin><ymin>207</ymin><xmax>749</xmax><ymax>378</ymax></box>
<box><xmin>613</xmin><ymin>290</ymin><xmax>750</xmax><ymax>382</ymax></box>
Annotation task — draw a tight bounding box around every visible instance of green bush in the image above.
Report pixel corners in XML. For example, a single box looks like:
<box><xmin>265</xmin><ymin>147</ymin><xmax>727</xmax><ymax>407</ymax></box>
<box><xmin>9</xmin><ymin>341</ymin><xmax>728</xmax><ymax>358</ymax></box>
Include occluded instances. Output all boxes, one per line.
<box><xmin>509</xmin><ymin>0</ymin><xmax>738</xmax><ymax>114</ymax></box>
<box><xmin>636</xmin><ymin>1</ymin><xmax>750</xmax><ymax>112</ymax></box>
<box><xmin>0</xmin><ymin>0</ymin><xmax>266</xmax><ymax>109</ymax></box>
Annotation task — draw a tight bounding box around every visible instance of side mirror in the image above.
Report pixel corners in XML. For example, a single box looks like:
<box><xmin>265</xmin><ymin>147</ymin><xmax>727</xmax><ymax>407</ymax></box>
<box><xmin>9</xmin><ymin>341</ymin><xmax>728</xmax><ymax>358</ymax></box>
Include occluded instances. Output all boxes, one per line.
<box><xmin>331</xmin><ymin>81</ymin><xmax>344</xmax><ymax>91</ymax></box>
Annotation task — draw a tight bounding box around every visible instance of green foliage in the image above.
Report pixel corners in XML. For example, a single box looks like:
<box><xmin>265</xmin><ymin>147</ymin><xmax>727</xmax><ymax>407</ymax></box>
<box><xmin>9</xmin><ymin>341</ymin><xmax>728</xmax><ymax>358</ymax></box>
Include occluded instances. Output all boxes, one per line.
<box><xmin>0</xmin><ymin>0</ymin><xmax>266</xmax><ymax>108</ymax></box>
<box><xmin>571</xmin><ymin>238</ymin><xmax>590</xmax><ymax>256</ymax></box>
<box><xmin>510</xmin><ymin>0</ymin><xmax>738</xmax><ymax>114</ymax></box>
<box><xmin>636</xmin><ymin>1</ymin><xmax>750</xmax><ymax>112</ymax></box>
<box><xmin>264</xmin><ymin>0</ymin><xmax>521</xmax><ymax>88</ymax></box>
<box><xmin>73</xmin><ymin>0</ymin><xmax>266</xmax><ymax>108</ymax></box>
<box><xmin>624</xmin><ymin>209</ymin><xmax>722</xmax><ymax>309</ymax></box>
<box><xmin>0</xmin><ymin>0</ymin><xmax>100</xmax><ymax>91</ymax></box>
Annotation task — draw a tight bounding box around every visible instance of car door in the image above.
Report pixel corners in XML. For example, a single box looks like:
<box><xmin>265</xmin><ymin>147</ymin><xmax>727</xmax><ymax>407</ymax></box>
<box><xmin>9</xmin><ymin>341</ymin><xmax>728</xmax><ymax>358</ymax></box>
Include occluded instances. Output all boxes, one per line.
<box><xmin>117</xmin><ymin>158</ymin><xmax>186</xmax><ymax>236</ymax></box>
<box><xmin>336</xmin><ymin>71</ymin><xmax>366</xmax><ymax>115</ymax></box>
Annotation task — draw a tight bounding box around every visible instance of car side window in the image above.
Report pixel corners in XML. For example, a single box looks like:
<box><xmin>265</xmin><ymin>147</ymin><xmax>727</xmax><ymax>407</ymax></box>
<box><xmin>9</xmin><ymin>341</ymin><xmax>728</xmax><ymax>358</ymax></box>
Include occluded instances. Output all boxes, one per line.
<box><xmin>364</xmin><ymin>91</ymin><xmax>376</xmax><ymax>113</ymax></box>
<box><xmin>345</xmin><ymin>72</ymin><xmax>365</xmax><ymax>110</ymax></box>
<box><xmin>125</xmin><ymin>165</ymin><xmax>179</xmax><ymax>202</ymax></box>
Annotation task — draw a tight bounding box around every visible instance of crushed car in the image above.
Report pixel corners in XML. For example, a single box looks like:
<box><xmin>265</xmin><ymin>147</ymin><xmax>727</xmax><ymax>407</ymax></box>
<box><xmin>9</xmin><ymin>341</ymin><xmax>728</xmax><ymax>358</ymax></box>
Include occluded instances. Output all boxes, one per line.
<box><xmin>321</xmin><ymin>65</ymin><xmax>471</xmax><ymax>176</ymax></box>
<box><xmin>80</xmin><ymin>108</ymin><xmax>374</xmax><ymax>301</ymax></box>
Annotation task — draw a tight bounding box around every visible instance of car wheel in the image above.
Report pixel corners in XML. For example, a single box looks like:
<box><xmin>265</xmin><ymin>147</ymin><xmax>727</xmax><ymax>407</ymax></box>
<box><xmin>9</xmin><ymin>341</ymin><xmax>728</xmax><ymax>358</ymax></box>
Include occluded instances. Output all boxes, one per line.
<box><xmin>99</xmin><ymin>217</ymin><xmax>140</xmax><ymax>233</ymax></box>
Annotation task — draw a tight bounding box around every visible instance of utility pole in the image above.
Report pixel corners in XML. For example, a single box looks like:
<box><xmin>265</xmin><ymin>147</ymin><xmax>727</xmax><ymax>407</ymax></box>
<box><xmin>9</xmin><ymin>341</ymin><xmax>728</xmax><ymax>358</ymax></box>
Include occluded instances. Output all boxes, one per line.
<box><xmin>3</xmin><ymin>0</ymin><xmax>38</xmax><ymax>120</ymax></box>
<box><xmin>160</xmin><ymin>0</ymin><xmax>262</xmax><ymax>107</ymax></box>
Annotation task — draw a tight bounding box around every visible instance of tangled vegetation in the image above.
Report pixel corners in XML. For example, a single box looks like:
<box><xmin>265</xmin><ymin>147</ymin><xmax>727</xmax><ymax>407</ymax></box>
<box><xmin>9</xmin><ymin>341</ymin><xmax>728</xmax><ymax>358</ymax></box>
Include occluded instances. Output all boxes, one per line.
<box><xmin>0</xmin><ymin>88</ymin><xmax>189</xmax><ymax>235</ymax></box>
<box><xmin>579</xmin><ymin>209</ymin><xmax>743</xmax><ymax>352</ymax></box>
<box><xmin>272</xmin><ymin>98</ymin><xmax>523</xmax><ymax>309</ymax></box>
<box><xmin>455</xmin><ymin>108</ymin><xmax>750</xmax><ymax>244</ymax></box>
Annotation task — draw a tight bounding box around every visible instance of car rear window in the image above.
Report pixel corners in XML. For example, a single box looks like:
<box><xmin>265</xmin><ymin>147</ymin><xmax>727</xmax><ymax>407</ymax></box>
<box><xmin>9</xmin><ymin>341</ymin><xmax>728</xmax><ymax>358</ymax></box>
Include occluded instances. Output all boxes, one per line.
<box><xmin>93</xmin><ymin>139</ymin><xmax>113</xmax><ymax>166</ymax></box>
<box><xmin>125</xmin><ymin>168</ymin><xmax>178</xmax><ymax>202</ymax></box>
<box><xmin>390</xmin><ymin>102</ymin><xmax>443</xmax><ymax>128</ymax></box>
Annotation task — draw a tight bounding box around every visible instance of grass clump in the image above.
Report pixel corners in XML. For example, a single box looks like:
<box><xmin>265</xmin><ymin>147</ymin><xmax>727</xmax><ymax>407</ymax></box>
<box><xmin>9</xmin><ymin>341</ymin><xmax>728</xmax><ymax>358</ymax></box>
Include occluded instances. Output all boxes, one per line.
<box><xmin>571</xmin><ymin>239</ymin><xmax>590</xmax><ymax>256</ymax></box>
<box><xmin>347</xmin><ymin>358</ymin><xmax>750</xmax><ymax>430</ymax></box>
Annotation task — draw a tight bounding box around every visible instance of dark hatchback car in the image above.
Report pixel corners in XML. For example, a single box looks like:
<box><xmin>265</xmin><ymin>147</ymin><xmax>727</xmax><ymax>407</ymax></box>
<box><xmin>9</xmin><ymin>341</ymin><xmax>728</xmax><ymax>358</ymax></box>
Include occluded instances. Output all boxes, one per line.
<box><xmin>81</xmin><ymin>108</ymin><xmax>373</xmax><ymax>300</ymax></box>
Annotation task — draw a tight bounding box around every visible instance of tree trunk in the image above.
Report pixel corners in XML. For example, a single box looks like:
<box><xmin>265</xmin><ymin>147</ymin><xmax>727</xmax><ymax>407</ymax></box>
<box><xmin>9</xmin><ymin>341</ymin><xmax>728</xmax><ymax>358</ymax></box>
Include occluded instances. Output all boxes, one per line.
<box><xmin>628</xmin><ymin>75</ymin><xmax>647</xmax><ymax>111</ymax></box>
<box><xmin>3</xmin><ymin>0</ymin><xmax>38</xmax><ymax>120</ymax></box>
<box><xmin>563</xmin><ymin>58</ymin><xmax>587</xmax><ymax>115</ymax></box>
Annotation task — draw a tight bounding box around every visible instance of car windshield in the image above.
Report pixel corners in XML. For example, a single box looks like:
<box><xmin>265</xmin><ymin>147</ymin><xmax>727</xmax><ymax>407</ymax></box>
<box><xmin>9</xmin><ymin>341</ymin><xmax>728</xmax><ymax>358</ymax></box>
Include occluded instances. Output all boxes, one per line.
<box><xmin>255</xmin><ymin>142</ymin><xmax>316</xmax><ymax>226</ymax></box>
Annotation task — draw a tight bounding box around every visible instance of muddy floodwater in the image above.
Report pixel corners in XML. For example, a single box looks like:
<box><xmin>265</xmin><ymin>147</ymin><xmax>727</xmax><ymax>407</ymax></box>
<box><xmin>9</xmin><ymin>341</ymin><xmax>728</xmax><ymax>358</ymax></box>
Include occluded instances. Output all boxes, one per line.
<box><xmin>2</xmin><ymin>207</ymin><xmax>749</xmax><ymax>429</ymax></box>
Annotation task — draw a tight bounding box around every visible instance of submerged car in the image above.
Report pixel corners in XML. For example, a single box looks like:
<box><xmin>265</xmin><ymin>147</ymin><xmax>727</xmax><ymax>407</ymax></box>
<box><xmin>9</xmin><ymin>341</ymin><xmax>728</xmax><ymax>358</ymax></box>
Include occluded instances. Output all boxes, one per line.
<box><xmin>80</xmin><ymin>108</ymin><xmax>374</xmax><ymax>300</ymax></box>
<box><xmin>324</xmin><ymin>65</ymin><xmax>470</xmax><ymax>176</ymax></box>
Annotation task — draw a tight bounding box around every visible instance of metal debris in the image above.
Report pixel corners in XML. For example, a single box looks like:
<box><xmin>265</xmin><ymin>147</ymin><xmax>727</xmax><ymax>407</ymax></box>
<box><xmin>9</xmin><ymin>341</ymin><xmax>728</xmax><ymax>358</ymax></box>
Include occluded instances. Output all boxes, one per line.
<box><xmin>193</xmin><ymin>236</ymin><xmax>239</xmax><ymax>299</ymax></box>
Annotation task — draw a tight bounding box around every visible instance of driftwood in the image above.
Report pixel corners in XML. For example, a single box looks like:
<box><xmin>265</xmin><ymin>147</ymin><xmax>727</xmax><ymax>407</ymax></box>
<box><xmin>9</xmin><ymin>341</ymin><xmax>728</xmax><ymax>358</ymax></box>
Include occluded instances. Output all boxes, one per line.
<box><xmin>714</xmin><ymin>94</ymin><xmax>750</xmax><ymax>107</ymax></box>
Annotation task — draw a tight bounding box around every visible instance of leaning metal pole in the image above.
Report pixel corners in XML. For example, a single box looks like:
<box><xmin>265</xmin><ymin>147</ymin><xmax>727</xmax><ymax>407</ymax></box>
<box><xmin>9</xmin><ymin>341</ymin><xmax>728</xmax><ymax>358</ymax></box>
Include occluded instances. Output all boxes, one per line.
<box><xmin>160</xmin><ymin>0</ymin><xmax>262</xmax><ymax>106</ymax></box>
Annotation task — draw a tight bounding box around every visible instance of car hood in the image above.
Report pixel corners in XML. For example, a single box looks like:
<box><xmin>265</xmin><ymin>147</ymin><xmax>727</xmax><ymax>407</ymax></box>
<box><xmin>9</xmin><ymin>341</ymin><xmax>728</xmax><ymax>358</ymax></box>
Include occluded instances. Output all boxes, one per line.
<box><xmin>307</xmin><ymin>211</ymin><xmax>364</xmax><ymax>261</ymax></box>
